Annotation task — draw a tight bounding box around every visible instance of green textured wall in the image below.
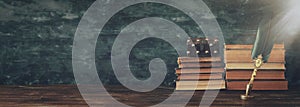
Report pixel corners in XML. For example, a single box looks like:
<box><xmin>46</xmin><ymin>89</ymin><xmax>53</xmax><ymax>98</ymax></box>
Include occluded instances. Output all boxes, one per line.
<box><xmin>0</xmin><ymin>0</ymin><xmax>300</xmax><ymax>86</ymax></box>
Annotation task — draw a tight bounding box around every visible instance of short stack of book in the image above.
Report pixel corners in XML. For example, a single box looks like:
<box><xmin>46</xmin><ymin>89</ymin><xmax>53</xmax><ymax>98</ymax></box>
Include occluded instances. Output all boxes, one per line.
<box><xmin>225</xmin><ymin>44</ymin><xmax>288</xmax><ymax>90</ymax></box>
<box><xmin>175</xmin><ymin>38</ymin><xmax>226</xmax><ymax>90</ymax></box>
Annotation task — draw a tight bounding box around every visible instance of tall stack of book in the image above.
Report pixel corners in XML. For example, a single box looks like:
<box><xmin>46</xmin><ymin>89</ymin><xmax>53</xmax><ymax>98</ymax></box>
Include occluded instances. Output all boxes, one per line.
<box><xmin>225</xmin><ymin>44</ymin><xmax>288</xmax><ymax>90</ymax></box>
<box><xmin>175</xmin><ymin>38</ymin><xmax>226</xmax><ymax>90</ymax></box>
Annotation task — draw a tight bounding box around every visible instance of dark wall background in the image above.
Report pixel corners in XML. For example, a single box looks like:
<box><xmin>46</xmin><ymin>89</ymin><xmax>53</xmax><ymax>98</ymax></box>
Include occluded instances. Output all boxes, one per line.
<box><xmin>0</xmin><ymin>0</ymin><xmax>299</xmax><ymax>86</ymax></box>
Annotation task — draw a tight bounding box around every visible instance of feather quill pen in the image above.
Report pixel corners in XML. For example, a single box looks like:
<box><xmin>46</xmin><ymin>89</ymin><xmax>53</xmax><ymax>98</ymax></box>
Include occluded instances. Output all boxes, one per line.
<box><xmin>251</xmin><ymin>14</ymin><xmax>276</xmax><ymax>62</ymax></box>
<box><xmin>241</xmin><ymin>14</ymin><xmax>276</xmax><ymax>100</ymax></box>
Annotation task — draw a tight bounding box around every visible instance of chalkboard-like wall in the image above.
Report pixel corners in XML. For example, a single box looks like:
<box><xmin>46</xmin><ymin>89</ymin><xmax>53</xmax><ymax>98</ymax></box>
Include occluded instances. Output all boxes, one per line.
<box><xmin>0</xmin><ymin>0</ymin><xmax>299</xmax><ymax>86</ymax></box>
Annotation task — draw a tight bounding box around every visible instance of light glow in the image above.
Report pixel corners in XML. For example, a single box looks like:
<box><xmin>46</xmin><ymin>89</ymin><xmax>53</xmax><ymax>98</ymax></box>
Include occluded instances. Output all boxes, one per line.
<box><xmin>272</xmin><ymin>0</ymin><xmax>300</xmax><ymax>37</ymax></box>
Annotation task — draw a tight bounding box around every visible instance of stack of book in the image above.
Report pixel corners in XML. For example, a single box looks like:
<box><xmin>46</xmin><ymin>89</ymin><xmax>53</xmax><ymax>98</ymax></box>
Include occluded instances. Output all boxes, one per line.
<box><xmin>175</xmin><ymin>38</ymin><xmax>226</xmax><ymax>90</ymax></box>
<box><xmin>225</xmin><ymin>44</ymin><xmax>288</xmax><ymax>90</ymax></box>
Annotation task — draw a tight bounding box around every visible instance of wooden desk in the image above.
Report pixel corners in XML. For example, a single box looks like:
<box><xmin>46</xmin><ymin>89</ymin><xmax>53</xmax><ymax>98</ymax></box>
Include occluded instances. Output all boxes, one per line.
<box><xmin>0</xmin><ymin>85</ymin><xmax>299</xmax><ymax>107</ymax></box>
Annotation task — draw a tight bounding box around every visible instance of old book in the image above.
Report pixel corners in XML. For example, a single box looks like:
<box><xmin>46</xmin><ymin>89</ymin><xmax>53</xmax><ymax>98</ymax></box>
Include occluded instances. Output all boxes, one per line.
<box><xmin>225</xmin><ymin>49</ymin><xmax>284</xmax><ymax>63</ymax></box>
<box><xmin>175</xmin><ymin>84</ymin><xmax>226</xmax><ymax>90</ymax></box>
<box><xmin>177</xmin><ymin>73</ymin><xmax>223</xmax><ymax>80</ymax></box>
<box><xmin>178</xmin><ymin>57</ymin><xmax>222</xmax><ymax>63</ymax></box>
<box><xmin>226</xmin><ymin>63</ymin><xmax>285</xmax><ymax>70</ymax></box>
<box><xmin>176</xmin><ymin>80</ymin><xmax>226</xmax><ymax>90</ymax></box>
<box><xmin>225</xmin><ymin>44</ymin><xmax>284</xmax><ymax>50</ymax></box>
<box><xmin>187</xmin><ymin>38</ymin><xmax>220</xmax><ymax>45</ymax></box>
<box><xmin>176</xmin><ymin>68</ymin><xmax>224</xmax><ymax>74</ymax></box>
<box><xmin>186</xmin><ymin>38</ymin><xmax>221</xmax><ymax>57</ymax></box>
<box><xmin>179</xmin><ymin>62</ymin><xmax>224</xmax><ymax>68</ymax></box>
<box><xmin>176</xmin><ymin>80</ymin><xmax>225</xmax><ymax>86</ymax></box>
<box><xmin>187</xmin><ymin>47</ymin><xmax>220</xmax><ymax>57</ymax></box>
<box><xmin>226</xmin><ymin>70</ymin><xmax>285</xmax><ymax>80</ymax></box>
<box><xmin>226</xmin><ymin>80</ymin><xmax>288</xmax><ymax>90</ymax></box>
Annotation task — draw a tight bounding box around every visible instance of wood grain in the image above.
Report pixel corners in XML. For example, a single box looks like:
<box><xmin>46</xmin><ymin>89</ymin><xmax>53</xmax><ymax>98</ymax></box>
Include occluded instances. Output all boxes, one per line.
<box><xmin>0</xmin><ymin>85</ymin><xmax>299</xmax><ymax>106</ymax></box>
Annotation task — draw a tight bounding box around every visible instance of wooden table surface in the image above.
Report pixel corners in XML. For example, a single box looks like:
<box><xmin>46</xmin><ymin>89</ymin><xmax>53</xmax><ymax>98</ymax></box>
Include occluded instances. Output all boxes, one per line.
<box><xmin>0</xmin><ymin>85</ymin><xmax>299</xmax><ymax>107</ymax></box>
